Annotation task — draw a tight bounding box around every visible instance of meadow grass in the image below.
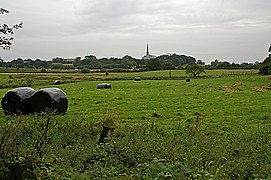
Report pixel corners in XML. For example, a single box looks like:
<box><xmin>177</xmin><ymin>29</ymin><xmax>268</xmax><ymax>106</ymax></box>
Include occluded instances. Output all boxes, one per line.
<box><xmin>0</xmin><ymin>69</ymin><xmax>258</xmax><ymax>88</ymax></box>
<box><xmin>0</xmin><ymin>69</ymin><xmax>270</xmax><ymax>179</ymax></box>
<box><xmin>54</xmin><ymin>72</ymin><xmax>270</xmax><ymax>128</ymax></box>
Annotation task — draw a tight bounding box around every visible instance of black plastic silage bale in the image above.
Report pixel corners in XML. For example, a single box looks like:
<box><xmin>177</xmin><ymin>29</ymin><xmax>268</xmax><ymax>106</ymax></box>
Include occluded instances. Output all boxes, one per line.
<box><xmin>97</xmin><ymin>83</ymin><xmax>112</xmax><ymax>89</ymax></box>
<box><xmin>25</xmin><ymin>88</ymin><xmax>68</xmax><ymax>115</ymax></box>
<box><xmin>1</xmin><ymin>87</ymin><xmax>36</xmax><ymax>115</ymax></box>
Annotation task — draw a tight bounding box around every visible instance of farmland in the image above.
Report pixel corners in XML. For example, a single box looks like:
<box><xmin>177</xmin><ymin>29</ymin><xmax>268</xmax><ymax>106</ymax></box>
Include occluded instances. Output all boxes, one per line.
<box><xmin>0</xmin><ymin>69</ymin><xmax>271</xmax><ymax>179</ymax></box>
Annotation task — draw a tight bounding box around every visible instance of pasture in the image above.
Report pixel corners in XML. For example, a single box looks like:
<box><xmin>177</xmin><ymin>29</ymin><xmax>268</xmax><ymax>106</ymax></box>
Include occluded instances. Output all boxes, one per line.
<box><xmin>0</xmin><ymin>69</ymin><xmax>271</xmax><ymax>179</ymax></box>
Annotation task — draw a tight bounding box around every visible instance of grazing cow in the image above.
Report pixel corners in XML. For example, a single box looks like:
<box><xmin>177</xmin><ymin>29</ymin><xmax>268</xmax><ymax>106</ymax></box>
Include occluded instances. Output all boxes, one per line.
<box><xmin>97</xmin><ymin>83</ymin><xmax>112</xmax><ymax>89</ymax></box>
<box><xmin>186</xmin><ymin>78</ymin><xmax>191</xmax><ymax>82</ymax></box>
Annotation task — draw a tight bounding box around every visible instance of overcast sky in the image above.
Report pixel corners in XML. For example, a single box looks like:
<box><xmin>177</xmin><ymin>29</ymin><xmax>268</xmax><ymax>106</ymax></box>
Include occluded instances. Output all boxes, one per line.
<box><xmin>1</xmin><ymin>0</ymin><xmax>271</xmax><ymax>63</ymax></box>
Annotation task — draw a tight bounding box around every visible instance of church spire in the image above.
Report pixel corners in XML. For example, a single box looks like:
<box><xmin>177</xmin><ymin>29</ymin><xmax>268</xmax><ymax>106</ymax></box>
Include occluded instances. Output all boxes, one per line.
<box><xmin>146</xmin><ymin>42</ymin><xmax>149</xmax><ymax>56</ymax></box>
<box><xmin>142</xmin><ymin>42</ymin><xmax>156</xmax><ymax>60</ymax></box>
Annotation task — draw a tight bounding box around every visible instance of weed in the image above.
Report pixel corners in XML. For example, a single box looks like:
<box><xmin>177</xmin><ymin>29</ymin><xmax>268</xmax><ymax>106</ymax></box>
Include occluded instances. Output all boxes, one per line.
<box><xmin>0</xmin><ymin>113</ymin><xmax>70</xmax><ymax>179</ymax></box>
<box><xmin>185</xmin><ymin>112</ymin><xmax>203</xmax><ymax>137</ymax></box>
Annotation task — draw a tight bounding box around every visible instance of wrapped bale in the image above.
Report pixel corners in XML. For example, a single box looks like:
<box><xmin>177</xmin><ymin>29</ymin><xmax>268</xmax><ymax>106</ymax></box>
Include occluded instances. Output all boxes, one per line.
<box><xmin>25</xmin><ymin>88</ymin><xmax>68</xmax><ymax>115</ymax></box>
<box><xmin>134</xmin><ymin>77</ymin><xmax>141</xmax><ymax>81</ymax></box>
<box><xmin>1</xmin><ymin>87</ymin><xmax>35</xmax><ymax>115</ymax></box>
<box><xmin>97</xmin><ymin>83</ymin><xmax>111</xmax><ymax>89</ymax></box>
<box><xmin>54</xmin><ymin>80</ymin><xmax>62</xmax><ymax>85</ymax></box>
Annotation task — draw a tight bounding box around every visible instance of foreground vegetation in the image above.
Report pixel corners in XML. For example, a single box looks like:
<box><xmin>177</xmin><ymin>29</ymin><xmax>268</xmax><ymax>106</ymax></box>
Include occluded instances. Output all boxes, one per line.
<box><xmin>0</xmin><ymin>70</ymin><xmax>271</xmax><ymax>179</ymax></box>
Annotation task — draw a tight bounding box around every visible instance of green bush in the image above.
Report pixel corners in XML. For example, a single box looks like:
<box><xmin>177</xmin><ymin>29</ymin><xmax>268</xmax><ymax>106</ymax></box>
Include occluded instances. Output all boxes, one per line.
<box><xmin>259</xmin><ymin>56</ymin><xmax>271</xmax><ymax>75</ymax></box>
<box><xmin>40</xmin><ymin>68</ymin><xmax>47</xmax><ymax>73</ymax></box>
<box><xmin>81</xmin><ymin>68</ymin><xmax>90</xmax><ymax>73</ymax></box>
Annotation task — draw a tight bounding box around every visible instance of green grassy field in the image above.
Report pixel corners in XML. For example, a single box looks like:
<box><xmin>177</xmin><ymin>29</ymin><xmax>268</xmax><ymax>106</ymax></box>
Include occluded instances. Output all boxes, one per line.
<box><xmin>0</xmin><ymin>70</ymin><xmax>270</xmax><ymax>179</ymax></box>
<box><xmin>0</xmin><ymin>69</ymin><xmax>258</xmax><ymax>88</ymax></box>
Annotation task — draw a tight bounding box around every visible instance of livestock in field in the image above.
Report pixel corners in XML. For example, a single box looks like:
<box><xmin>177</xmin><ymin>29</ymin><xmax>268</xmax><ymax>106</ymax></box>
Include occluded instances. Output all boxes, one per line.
<box><xmin>97</xmin><ymin>83</ymin><xmax>112</xmax><ymax>89</ymax></box>
<box><xmin>24</xmin><ymin>88</ymin><xmax>68</xmax><ymax>115</ymax></box>
<box><xmin>1</xmin><ymin>87</ymin><xmax>35</xmax><ymax>115</ymax></box>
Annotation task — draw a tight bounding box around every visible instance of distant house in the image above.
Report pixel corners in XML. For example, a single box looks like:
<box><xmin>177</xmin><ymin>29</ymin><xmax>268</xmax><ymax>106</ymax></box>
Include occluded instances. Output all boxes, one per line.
<box><xmin>62</xmin><ymin>58</ymin><xmax>75</xmax><ymax>66</ymax></box>
<box><xmin>142</xmin><ymin>43</ymin><xmax>156</xmax><ymax>60</ymax></box>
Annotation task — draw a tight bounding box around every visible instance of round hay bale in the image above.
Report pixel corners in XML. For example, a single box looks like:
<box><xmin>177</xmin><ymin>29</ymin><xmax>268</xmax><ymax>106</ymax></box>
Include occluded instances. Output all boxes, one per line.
<box><xmin>97</xmin><ymin>83</ymin><xmax>111</xmax><ymax>89</ymax></box>
<box><xmin>1</xmin><ymin>87</ymin><xmax>35</xmax><ymax>115</ymax></box>
<box><xmin>134</xmin><ymin>77</ymin><xmax>141</xmax><ymax>81</ymax></box>
<box><xmin>54</xmin><ymin>80</ymin><xmax>62</xmax><ymax>85</ymax></box>
<box><xmin>25</xmin><ymin>88</ymin><xmax>68</xmax><ymax>115</ymax></box>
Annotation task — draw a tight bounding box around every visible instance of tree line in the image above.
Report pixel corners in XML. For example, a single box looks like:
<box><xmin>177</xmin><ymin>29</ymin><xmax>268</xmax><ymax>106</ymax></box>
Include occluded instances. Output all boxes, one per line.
<box><xmin>0</xmin><ymin>55</ymin><xmax>262</xmax><ymax>71</ymax></box>
<box><xmin>0</xmin><ymin>54</ymin><xmax>197</xmax><ymax>71</ymax></box>
<box><xmin>206</xmin><ymin>59</ymin><xmax>261</xmax><ymax>69</ymax></box>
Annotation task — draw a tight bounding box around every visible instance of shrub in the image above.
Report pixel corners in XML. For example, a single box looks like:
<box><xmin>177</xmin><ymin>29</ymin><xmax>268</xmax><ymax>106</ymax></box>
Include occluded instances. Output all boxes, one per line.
<box><xmin>40</xmin><ymin>68</ymin><xmax>47</xmax><ymax>73</ymax></box>
<box><xmin>81</xmin><ymin>68</ymin><xmax>90</xmax><ymax>73</ymax></box>
<box><xmin>259</xmin><ymin>56</ymin><xmax>271</xmax><ymax>75</ymax></box>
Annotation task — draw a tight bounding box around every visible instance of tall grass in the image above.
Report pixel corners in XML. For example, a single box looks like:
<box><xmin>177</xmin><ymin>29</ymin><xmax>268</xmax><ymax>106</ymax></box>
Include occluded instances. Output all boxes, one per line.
<box><xmin>2</xmin><ymin>114</ymin><xmax>269</xmax><ymax>179</ymax></box>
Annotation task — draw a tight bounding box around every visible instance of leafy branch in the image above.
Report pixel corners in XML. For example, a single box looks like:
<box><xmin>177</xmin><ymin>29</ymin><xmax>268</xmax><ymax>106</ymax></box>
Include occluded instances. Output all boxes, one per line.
<box><xmin>0</xmin><ymin>7</ymin><xmax>23</xmax><ymax>50</ymax></box>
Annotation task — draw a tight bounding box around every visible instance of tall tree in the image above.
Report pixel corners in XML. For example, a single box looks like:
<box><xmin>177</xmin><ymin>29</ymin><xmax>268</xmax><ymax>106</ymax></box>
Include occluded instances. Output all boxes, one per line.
<box><xmin>146</xmin><ymin>58</ymin><xmax>163</xmax><ymax>70</ymax></box>
<box><xmin>0</xmin><ymin>8</ymin><xmax>23</xmax><ymax>50</ymax></box>
<box><xmin>162</xmin><ymin>60</ymin><xmax>175</xmax><ymax>70</ymax></box>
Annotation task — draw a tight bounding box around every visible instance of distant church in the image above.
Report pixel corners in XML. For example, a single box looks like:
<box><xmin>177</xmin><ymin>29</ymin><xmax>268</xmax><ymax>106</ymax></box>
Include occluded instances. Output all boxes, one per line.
<box><xmin>142</xmin><ymin>42</ymin><xmax>156</xmax><ymax>60</ymax></box>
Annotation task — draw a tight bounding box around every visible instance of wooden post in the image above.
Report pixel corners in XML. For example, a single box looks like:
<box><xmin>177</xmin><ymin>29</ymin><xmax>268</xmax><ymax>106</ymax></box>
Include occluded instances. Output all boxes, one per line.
<box><xmin>99</xmin><ymin>126</ymin><xmax>115</xmax><ymax>143</ymax></box>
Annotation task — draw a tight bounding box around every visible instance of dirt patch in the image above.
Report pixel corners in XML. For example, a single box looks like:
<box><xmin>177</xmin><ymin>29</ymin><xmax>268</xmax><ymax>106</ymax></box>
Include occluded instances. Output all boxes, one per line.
<box><xmin>233</xmin><ymin>82</ymin><xmax>242</xmax><ymax>87</ymax></box>
<box><xmin>252</xmin><ymin>86</ymin><xmax>271</xmax><ymax>92</ymax></box>
<box><xmin>224</xmin><ymin>82</ymin><xmax>244</xmax><ymax>93</ymax></box>
<box><xmin>224</xmin><ymin>87</ymin><xmax>235</xmax><ymax>93</ymax></box>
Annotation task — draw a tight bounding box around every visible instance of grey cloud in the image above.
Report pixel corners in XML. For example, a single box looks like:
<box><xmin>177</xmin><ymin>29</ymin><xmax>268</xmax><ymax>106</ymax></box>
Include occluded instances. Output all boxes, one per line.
<box><xmin>1</xmin><ymin>0</ymin><xmax>271</xmax><ymax>62</ymax></box>
<box><xmin>73</xmin><ymin>0</ymin><xmax>271</xmax><ymax>35</ymax></box>
<box><xmin>74</xmin><ymin>0</ymin><xmax>184</xmax><ymax>33</ymax></box>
